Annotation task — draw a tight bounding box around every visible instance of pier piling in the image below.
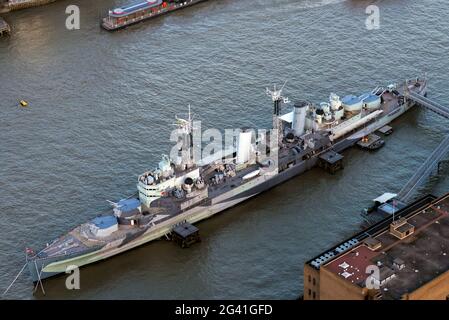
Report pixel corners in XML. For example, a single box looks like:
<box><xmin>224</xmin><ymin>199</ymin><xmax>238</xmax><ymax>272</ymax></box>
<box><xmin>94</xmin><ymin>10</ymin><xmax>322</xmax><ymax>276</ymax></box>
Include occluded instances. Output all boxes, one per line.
<box><xmin>318</xmin><ymin>151</ymin><xmax>344</xmax><ymax>174</ymax></box>
<box><xmin>172</xmin><ymin>223</ymin><xmax>200</xmax><ymax>248</ymax></box>
<box><xmin>0</xmin><ymin>16</ymin><xmax>10</xmax><ymax>36</ymax></box>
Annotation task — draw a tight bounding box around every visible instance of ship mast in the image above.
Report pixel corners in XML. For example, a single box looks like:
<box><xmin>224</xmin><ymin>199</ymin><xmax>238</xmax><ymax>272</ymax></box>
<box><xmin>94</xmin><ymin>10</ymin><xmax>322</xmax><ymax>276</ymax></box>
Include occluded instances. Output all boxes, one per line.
<box><xmin>188</xmin><ymin>104</ymin><xmax>194</xmax><ymax>160</ymax></box>
<box><xmin>266</xmin><ymin>81</ymin><xmax>289</xmax><ymax>144</ymax></box>
<box><xmin>175</xmin><ymin>104</ymin><xmax>195</xmax><ymax>169</ymax></box>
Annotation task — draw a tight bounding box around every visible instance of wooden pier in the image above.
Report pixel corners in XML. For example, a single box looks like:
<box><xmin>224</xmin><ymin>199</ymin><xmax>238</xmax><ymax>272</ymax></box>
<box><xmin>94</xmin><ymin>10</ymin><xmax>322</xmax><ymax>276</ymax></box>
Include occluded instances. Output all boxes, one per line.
<box><xmin>0</xmin><ymin>16</ymin><xmax>10</xmax><ymax>36</ymax></box>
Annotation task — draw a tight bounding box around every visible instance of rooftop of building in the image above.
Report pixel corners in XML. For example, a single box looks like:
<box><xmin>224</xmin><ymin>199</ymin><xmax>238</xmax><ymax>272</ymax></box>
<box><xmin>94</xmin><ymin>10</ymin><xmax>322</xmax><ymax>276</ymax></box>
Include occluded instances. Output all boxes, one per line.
<box><xmin>320</xmin><ymin>193</ymin><xmax>449</xmax><ymax>299</ymax></box>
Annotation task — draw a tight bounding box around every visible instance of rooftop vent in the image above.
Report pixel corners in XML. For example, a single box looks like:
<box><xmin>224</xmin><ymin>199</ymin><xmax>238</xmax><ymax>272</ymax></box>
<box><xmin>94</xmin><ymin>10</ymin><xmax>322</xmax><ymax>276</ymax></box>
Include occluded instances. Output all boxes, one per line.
<box><xmin>393</xmin><ymin>258</ymin><xmax>405</xmax><ymax>270</ymax></box>
<box><xmin>373</xmin><ymin>266</ymin><xmax>396</xmax><ymax>287</ymax></box>
<box><xmin>335</xmin><ymin>239</ymin><xmax>359</xmax><ymax>253</ymax></box>
<box><xmin>363</xmin><ymin>237</ymin><xmax>382</xmax><ymax>251</ymax></box>
<box><xmin>309</xmin><ymin>239</ymin><xmax>358</xmax><ymax>269</ymax></box>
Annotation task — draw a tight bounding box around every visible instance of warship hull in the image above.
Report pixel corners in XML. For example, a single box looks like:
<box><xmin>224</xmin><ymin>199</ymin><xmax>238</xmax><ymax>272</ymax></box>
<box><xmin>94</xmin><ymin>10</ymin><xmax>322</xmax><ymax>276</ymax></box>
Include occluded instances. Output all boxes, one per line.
<box><xmin>27</xmin><ymin>81</ymin><xmax>427</xmax><ymax>283</ymax></box>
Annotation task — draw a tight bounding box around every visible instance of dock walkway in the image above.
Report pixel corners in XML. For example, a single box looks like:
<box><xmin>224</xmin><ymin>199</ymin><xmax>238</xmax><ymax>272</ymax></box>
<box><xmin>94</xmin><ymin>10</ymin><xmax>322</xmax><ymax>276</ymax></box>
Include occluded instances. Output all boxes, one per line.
<box><xmin>397</xmin><ymin>134</ymin><xmax>449</xmax><ymax>202</ymax></box>
<box><xmin>397</xmin><ymin>92</ymin><xmax>449</xmax><ymax>202</ymax></box>
<box><xmin>407</xmin><ymin>90</ymin><xmax>449</xmax><ymax>119</ymax></box>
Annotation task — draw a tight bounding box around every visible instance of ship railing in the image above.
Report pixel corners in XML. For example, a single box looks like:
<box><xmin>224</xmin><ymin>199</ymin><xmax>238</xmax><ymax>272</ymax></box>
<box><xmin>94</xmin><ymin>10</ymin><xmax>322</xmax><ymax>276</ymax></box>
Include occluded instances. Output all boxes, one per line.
<box><xmin>107</xmin><ymin>13</ymin><xmax>156</xmax><ymax>28</ymax></box>
<box><xmin>138</xmin><ymin>180</ymin><xmax>160</xmax><ymax>191</ymax></box>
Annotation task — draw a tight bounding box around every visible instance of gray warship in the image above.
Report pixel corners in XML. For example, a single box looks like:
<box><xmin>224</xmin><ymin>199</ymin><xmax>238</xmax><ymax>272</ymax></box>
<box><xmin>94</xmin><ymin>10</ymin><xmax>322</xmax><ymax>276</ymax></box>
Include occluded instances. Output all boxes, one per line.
<box><xmin>26</xmin><ymin>77</ymin><xmax>427</xmax><ymax>282</ymax></box>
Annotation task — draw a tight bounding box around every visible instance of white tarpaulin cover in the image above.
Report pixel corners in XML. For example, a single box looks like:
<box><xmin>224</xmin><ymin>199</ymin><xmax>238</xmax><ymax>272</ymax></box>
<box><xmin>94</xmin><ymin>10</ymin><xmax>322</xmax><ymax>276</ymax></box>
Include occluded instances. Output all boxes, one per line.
<box><xmin>279</xmin><ymin>111</ymin><xmax>294</xmax><ymax>123</ymax></box>
<box><xmin>373</xmin><ymin>193</ymin><xmax>397</xmax><ymax>204</ymax></box>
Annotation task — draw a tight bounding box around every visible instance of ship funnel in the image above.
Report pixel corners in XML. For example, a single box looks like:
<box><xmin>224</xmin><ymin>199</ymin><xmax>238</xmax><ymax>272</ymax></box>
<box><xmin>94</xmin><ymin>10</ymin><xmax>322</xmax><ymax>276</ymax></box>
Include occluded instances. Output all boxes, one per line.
<box><xmin>292</xmin><ymin>101</ymin><xmax>309</xmax><ymax>137</ymax></box>
<box><xmin>237</xmin><ymin>129</ymin><xmax>254</xmax><ymax>164</ymax></box>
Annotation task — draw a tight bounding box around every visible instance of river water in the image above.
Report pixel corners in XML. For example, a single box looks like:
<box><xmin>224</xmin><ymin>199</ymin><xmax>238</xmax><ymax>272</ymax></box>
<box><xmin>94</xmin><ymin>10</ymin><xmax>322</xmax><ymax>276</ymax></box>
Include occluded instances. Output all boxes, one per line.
<box><xmin>0</xmin><ymin>0</ymin><xmax>448</xmax><ymax>299</ymax></box>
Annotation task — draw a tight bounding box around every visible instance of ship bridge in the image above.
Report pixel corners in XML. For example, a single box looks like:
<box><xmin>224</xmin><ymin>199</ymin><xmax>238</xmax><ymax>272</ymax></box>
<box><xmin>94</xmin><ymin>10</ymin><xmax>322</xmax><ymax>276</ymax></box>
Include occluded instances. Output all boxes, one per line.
<box><xmin>396</xmin><ymin>91</ymin><xmax>449</xmax><ymax>202</ymax></box>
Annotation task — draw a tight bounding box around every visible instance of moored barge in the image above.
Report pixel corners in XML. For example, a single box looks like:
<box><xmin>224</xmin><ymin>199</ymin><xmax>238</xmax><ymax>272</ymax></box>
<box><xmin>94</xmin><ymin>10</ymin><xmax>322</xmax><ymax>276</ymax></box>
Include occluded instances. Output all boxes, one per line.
<box><xmin>101</xmin><ymin>0</ymin><xmax>209</xmax><ymax>31</ymax></box>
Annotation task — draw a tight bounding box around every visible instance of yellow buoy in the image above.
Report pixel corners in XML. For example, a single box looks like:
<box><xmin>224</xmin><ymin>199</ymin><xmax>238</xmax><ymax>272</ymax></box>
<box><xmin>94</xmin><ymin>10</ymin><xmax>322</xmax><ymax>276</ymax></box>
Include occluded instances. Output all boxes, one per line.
<box><xmin>19</xmin><ymin>100</ymin><xmax>28</xmax><ymax>107</ymax></box>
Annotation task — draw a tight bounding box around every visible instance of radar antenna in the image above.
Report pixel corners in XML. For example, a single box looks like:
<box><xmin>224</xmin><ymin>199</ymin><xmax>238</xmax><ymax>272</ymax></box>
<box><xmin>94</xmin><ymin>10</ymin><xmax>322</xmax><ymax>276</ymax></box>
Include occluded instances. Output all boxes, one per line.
<box><xmin>173</xmin><ymin>105</ymin><xmax>197</xmax><ymax>167</ymax></box>
<box><xmin>174</xmin><ymin>104</ymin><xmax>194</xmax><ymax>132</ymax></box>
<box><xmin>266</xmin><ymin>80</ymin><xmax>290</xmax><ymax>115</ymax></box>
<box><xmin>266</xmin><ymin>81</ymin><xmax>290</xmax><ymax>140</ymax></box>
<box><xmin>266</xmin><ymin>80</ymin><xmax>289</xmax><ymax>102</ymax></box>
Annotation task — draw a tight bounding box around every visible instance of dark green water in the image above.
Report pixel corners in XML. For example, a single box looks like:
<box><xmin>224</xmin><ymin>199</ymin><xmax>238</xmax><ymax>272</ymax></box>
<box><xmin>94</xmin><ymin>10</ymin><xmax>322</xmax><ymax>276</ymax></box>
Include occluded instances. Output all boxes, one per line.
<box><xmin>0</xmin><ymin>0</ymin><xmax>448</xmax><ymax>299</ymax></box>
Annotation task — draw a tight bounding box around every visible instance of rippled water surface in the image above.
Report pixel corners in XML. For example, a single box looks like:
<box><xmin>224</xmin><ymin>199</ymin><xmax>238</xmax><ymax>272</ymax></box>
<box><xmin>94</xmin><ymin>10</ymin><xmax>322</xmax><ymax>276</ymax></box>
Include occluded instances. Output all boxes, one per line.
<box><xmin>0</xmin><ymin>0</ymin><xmax>448</xmax><ymax>299</ymax></box>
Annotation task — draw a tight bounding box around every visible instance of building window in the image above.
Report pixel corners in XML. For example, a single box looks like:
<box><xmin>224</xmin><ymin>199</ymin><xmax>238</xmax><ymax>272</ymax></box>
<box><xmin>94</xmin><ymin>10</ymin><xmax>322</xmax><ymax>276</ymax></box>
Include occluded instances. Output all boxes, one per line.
<box><xmin>312</xmin><ymin>291</ymin><xmax>316</xmax><ymax>299</ymax></box>
<box><xmin>308</xmin><ymin>275</ymin><xmax>311</xmax><ymax>283</ymax></box>
<box><xmin>308</xmin><ymin>289</ymin><xmax>311</xmax><ymax>296</ymax></box>
<box><xmin>313</xmin><ymin>278</ymin><xmax>316</xmax><ymax>286</ymax></box>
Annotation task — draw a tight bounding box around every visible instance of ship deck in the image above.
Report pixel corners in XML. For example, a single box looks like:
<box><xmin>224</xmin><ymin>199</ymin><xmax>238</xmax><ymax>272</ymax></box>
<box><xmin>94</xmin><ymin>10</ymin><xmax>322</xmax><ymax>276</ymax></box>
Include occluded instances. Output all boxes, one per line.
<box><xmin>30</xmin><ymin>79</ymin><xmax>427</xmax><ymax>265</ymax></box>
<box><xmin>109</xmin><ymin>0</ymin><xmax>163</xmax><ymax>18</ymax></box>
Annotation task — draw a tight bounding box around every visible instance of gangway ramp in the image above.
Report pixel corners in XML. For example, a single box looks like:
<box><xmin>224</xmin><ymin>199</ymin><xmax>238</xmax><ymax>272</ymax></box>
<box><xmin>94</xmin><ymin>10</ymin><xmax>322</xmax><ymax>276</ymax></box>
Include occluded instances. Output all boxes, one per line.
<box><xmin>397</xmin><ymin>134</ymin><xmax>449</xmax><ymax>202</ymax></box>
<box><xmin>395</xmin><ymin>90</ymin><xmax>449</xmax><ymax>202</ymax></box>
<box><xmin>407</xmin><ymin>91</ymin><xmax>449</xmax><ymax>119</ymax></box>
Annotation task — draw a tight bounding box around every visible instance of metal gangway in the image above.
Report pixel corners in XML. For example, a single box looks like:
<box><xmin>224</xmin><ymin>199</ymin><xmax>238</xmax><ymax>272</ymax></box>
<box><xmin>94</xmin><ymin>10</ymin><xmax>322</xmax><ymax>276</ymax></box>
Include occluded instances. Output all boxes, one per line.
<box><xmin>397</xmin><ymin>134</ymin><xmax>449</xmax><ymax>202</ymax></box>
<box><xmin>407</xmin><ymin>90</ymin><xmax>449</xmax><ymax>119</ymax></box>
<box><xmin>396</xmin><ymin>90</ymin><xmax>449</xmax><ymax>202</ymax></box>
